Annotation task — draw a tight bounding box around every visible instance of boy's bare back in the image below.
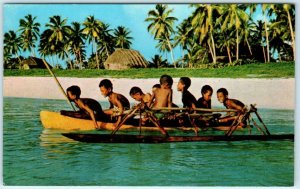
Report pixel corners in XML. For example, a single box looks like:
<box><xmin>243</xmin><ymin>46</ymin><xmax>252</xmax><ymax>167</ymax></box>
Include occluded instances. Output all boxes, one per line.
<box><xmin>152</xmin><ymin>88</ymin><xmax>172</xmax><ymax>108</ymax></box>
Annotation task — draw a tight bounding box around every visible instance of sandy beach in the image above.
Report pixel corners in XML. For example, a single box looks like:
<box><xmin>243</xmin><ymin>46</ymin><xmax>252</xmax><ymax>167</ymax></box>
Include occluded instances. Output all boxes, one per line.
<box><xmin>3</xmin><ymin>77</ymin><xmax>295</xmax><ymax>109</ymax></box>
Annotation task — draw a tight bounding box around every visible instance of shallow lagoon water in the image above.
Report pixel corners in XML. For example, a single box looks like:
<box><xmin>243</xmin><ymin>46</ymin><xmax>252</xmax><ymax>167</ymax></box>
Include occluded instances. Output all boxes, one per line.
<box><xmin>3</xmin><ymin>97</ymin><xmax>294</xmax><ymax>186</ymax></box>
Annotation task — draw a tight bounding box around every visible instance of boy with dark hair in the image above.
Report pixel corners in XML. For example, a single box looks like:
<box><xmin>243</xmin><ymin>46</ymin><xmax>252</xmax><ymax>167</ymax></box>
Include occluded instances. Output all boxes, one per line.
<box><xmin>149</xmin><ymin>75</ymin><xmax>174</xmax><ymax>109</ymax></box>
<box><xmin>60</xmin><ymin>85</ymin><xmax>106</xmax><ymax>129</ymax></box>
<box><xmin>129</xmin><ymin>86</ymin><xmax>152</xmax><ymax>107</ymax></box>
<box><xmin>99</xmin><ymin>79</ymin><xmax>130</xmax><ymax>126</ymax></box>
<box><xmin>216</xmin><ymin>88</ymin><xmax>246</xmax><ymax>125</ymax></box>
<box><xmin>177</xmin><ymin>77</ymin><xmax>197</xmax><ymax>109</ymax></box>
<box><xmin>197</xmin><ymin>85</ymin><xmax>213</xmax><ymax>109</ymax></box>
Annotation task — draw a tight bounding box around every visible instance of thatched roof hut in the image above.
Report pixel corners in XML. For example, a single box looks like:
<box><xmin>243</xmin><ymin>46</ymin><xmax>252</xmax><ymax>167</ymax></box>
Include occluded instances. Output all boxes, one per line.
<box><xmin>20</xmin><ymin>57</ymin><xmax>52</xmax><ymax>69</ymax></box>
<box><xmin>104</xmin><ymin>49</ymin><xmax>148</xmax><ymax>70</ymax></box>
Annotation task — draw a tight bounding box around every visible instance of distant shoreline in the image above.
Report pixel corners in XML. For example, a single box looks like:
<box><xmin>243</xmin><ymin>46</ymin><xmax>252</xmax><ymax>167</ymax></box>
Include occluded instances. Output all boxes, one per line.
<box><xmin>3</xmin><ymin>76</ymin><xmax>295</xmax><ymax>110</ymax></box>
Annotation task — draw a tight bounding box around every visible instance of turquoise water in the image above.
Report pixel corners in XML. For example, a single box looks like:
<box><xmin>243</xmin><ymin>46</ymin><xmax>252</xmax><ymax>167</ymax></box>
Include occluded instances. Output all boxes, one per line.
<box><xmin>3</xmin><ymin>97</ymin><xmax>294</xmax><ymax>186</ymax></box>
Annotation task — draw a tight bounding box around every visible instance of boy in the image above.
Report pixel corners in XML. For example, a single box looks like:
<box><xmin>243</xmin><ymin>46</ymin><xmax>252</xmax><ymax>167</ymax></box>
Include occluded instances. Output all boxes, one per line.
<box><xmin>149</xmin><ymin>75</ymin><xmax>173</xmax><ymax>109</ymax></box>
<box><xmin>177</xmin><ymin>77</ymin><xmax>197</xmax><ymax>109</ymax></box>
<box><xmin>129</xmin><ymin>86</ymin><xmax>152</xmax><ymax>107</ymax></box>
<box><xmin>99</xmin><ymin>79</ymin><xmax>130</xmax><ymax>126</ymax></box>
<box><xmin>216</xmin><ymin>88</ymin><xmax>246</xmax><ymax>125</ymax></box>
<box><xmin>197</xmin><ymin>85</ymin><xmax>213</xmax><ymax>109</ymax></box>
<box><xmin>61</xmin><ymin>85</ymin><xmax>106</xmax><ymax>129</ymax></box>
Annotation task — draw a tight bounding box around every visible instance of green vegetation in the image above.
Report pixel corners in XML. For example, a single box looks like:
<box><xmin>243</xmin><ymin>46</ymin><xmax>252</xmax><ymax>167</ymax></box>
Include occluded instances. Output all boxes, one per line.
<box><xmin>4</xmin><ymin>62</ymin><xmax>294</xmax><ymax>78</ymax></box>
<box><xmin>3</xmin><ymin>4</ymin><xmax>295</xmax><ymax>70</ymax></box>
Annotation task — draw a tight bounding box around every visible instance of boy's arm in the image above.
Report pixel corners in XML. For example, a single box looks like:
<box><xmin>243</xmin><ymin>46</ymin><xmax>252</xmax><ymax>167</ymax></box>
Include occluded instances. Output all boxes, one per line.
<box><xmin>148</xmin><ymin>92</ymin><xmax>156</xmax><ymax>108</ymax></box>
<box><xmin>104</xmin><ymin>101</ymin><xmax>114</xmax><ymax>115</ymax></box>
<box><xmin>77</xmin><ymin>99</ymin><xmax>100</xmax><ymax>129</ymax></box>
<box><xmin>228</xmin><ymin>100</ymin><xmax>244</xmax><ymax>113</ymax></box>
<box><xmin>167</xmin><ymin>89</ymin><xmax>172</xmax><ymax>109</ymax></box>
<box><xmin>114</xmin><ymin>95</ymin><xmax>124</xmax><ymax>126</ymax></box>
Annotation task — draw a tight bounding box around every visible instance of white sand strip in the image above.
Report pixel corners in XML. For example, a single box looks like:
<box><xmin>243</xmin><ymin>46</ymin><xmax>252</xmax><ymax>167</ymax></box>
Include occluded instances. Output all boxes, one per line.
<box><xmin>3</xmin><ymin>77</ymin><xmax>295</xmax><ymax>109</ymax></box>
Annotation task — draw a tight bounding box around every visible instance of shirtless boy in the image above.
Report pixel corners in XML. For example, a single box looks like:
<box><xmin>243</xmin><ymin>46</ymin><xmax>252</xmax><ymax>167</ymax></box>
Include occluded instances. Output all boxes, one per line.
<box><xmin>216</xmin><ymin>88</ymin><xmax>246</xmax><ymax>125</ymax></box>
<box><xmin>149</xmin><ymin>74</ymin><xmax>173</xmax><ymax>109</ymax></box>
<box><xmin>99</xmin><ymin>79</ymin><xmax>130</xmax><ymax>126</ymax></box>
<box><xmin>61</xmin><ymin>85</ymin><xmax>106</xmax><ymax>129</ymax></box>
<box><xmin>129</xmin><ymin>86</ymin><xmax>152</xmax><ymax>107</ymax></box>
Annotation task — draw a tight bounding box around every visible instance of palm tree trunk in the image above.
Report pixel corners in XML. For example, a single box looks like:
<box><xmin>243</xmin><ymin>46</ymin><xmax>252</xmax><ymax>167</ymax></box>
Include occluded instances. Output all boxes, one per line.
<box><xmin>210</xmin><ymin>32</ymin><xmax>217</xmax><ymax>63</ymax></box>
<box><xmin>262</xmin><ymin>46</ymin><xmax>266</xmax><ymax>63</ymax></box>
<box><xmin>164</xmin><ymin>34</ymin><xmax>176</xmax><ymax>68</ymax></box>
<box><xmin>207</xmin><ymin>42</ymin><xmax>215</xmax><ymax>63</ymax></box>
<box><xmin>226</xmin><ymin>46</ymin><xmax>232</xmax><ymax>64</ymax></box>
<box><xmin>264</xmin><ymin>16</ymin><xmax>270</xmax><ymax>62</ymax></box>
<box><xmin>286</xmin><ymin>10</ymin><xmax>295</xmax><ymax>61</ymax></box>
<box><xmin>236</xmin><ymin>29</ymin><xmax>239</xmax><ymax>61</ymax></box>
<box><xmin>92</xmin><ymin>38</ymin><xmax>99</xmax><ymax>69</ymax></box>
<box><xmin>246</xmin><ymin>39</ymin><xmax>253</xmax><ymax>56</ymax></box>
<box><xmin>168</xmin><ymin>40</ymin><xmax>176</xmax><ymax>68</ymax></box>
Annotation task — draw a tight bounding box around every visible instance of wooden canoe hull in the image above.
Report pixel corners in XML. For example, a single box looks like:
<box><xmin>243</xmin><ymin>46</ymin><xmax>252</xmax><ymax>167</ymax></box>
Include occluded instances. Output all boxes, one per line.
<box><xmin>40</xmin><ymin>110</ymin><xmax>242</xmax><ymax>131</ymax></box>
<box><xmin>62</xmin><ymin>133</ymin><xmax>294</xmax><ymax>143</ymax></box>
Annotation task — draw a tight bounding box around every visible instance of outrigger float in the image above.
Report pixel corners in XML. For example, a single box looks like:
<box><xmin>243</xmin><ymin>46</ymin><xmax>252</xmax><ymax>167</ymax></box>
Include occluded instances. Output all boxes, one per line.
<box><xmin>41</xmin><ymin>104</ymin><xmax>294</xmax><ymax>143</ymax></box>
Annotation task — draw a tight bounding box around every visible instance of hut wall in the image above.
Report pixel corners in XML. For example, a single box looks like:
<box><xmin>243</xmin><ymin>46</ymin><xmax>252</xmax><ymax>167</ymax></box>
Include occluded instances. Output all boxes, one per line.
<box><xmin>105</xmin><ymin>63</ymin><xmax>129</xmax><ymax>70</ymax></box>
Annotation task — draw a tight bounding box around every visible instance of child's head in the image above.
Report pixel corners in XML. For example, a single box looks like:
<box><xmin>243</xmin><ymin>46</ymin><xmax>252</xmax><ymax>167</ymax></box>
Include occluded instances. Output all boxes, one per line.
<box><xmin>177</xmin><ymin>77</ymin><xmax>191</xmax><ymax>92</ymax></box>
<box><xmin>217</xmin><ymin>88</ymin><xmax>228</xmax><ymax>103</ymax></box>
<box><xmin>99</xmin><ymin>79</ymin><xmax>113</xmax><ymax>97</ymax></box>
<box><xmin>201</xmin><ymin>85</ymin><xmax>213</xmax><ymax>101</ymax></box>
<box><xmin>159</xmin><ymin>75</ymin><xmax>173</xmax><ymax>89</ymax></box>
<box><xmin>129</xmin><ymin>86</ymin><xmax>144</xmax><ymax>101</ymax></box>
<box><xmin>152</xmin><ymin>84</ymin><xmax>161</xmax><ymax>93</ymax></box>
<box><xmin>66</xmin><ymin>85</ymin><xmax>81</xmax><ymax>101</ymax></box>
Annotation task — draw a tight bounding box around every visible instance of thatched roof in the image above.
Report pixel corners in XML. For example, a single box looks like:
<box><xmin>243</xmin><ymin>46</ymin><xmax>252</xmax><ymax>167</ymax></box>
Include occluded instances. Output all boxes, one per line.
<box><xmin>20</xmin><ymin>57</ymin><xmax>52</xmax><ymax>69</ymax></box>
<box><xmin>104</xmin><ymin>49</ymin><xmax>148</xmax><ymax>70</ymax></box>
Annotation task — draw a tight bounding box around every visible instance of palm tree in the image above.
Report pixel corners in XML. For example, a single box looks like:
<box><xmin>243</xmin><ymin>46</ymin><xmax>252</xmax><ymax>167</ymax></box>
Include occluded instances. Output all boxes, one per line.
<box><xmin>219</xmin><ymin>4</ymin><xmax>249</xmax><ymax>61</ymax></box>
<box><xmin>145</xmin><ymin>4</ymin><xmax>178</xmax><ymax>67</ymax></box>
<box><xmin>191</xmin><ymin>4</ymin><xmax>220</xmax><ymax>63</ymax></box>
<box><xmin>82</xmin><ymin>16</ymin><xmax>103</xmax><ymax>69</ymax></box>
<box><xmin>18</xmin><ymin>14</ymin><xmax>40</xmax><ymax>57</ymax></box>
<box><xmin>174</xmin><ymin>18</ymin><xmax>193</xmax><ymax>67</ymax></box>
<box><xmin>68</xmin><ymin>22</ymin><xmax>86</xmax><ymax>69</ymax></box>
<box><xmin>253</xmin><ymin>20</ymin><xmax>267</xmax><ymax>63</ymax></box>
<box><xmin>4</xmin><ymin>30</ymin><xmax>22</xmax><ymax>65</ymax></box>
<box><xmin>262</xmin><ymin>4</ymin><xmax>275</xmax><ymax>62</ymax></box>
<box><xmin>113</xmin><ymin>26</ymin><xmax>133</xmax><ymax>49</ymax></box>
<box><xmin>97</xmin><ymin>23</ymin><xmax>115</xmax><ymax>67</ymax></box>
<box><xmin>148</xmin><ymin>54</ymin><xmax>168</xmax><ymax>68</ymax></box>
<box><xmin>41</xmin><ymin>15</ymin><xmax>71</xmax><ymax>67</ymax></box>
<box><xmin>282</xmin><ymin>4</ymin><xmax>295</xmax><ymax>61</ymax></box>
<box><xmin>217</xmin><ymin>28</ymin><xmax>235</xmax><ymax>64</ymax></box>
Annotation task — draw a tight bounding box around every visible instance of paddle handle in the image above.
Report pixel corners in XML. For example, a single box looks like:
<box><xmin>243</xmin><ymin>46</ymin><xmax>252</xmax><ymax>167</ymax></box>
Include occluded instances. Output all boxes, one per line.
<box><xmin>42</xmin><ymin>59</ymin><xmax>76</xmax><ymax>111</ymax></box>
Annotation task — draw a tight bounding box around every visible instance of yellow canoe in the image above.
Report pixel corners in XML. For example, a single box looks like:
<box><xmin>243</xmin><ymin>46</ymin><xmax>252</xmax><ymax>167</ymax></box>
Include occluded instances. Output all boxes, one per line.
<box><xmin>40</xmin><ymin>110</ymin><xmax>242</xmax><ymax>131</ymax></box>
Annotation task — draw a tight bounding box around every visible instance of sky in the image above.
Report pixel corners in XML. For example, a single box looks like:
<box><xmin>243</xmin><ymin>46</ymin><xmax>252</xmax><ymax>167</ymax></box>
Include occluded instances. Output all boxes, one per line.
<box><xmin>3</xmin><ymin>3</ymin><xmax>195</xmax><ymax>68</ymax></box>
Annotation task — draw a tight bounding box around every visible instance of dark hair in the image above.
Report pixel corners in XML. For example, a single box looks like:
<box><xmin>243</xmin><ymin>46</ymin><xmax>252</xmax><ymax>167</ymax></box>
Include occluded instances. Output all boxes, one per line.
<box><xmin>160</xmin><ymin>74</ymin><xmax>173</xmax><ymax>86</ymax></box>
<box><xmin>152</xmin><ymin>84</ymin><xmax>161</xmax><ymax>89</ymax></box>
<box><xmin>179</xmin><ymin>77</ymin><xmax>191</xmax><ymax>90</ymax></box>
<box><xmin>67</xmin><ymin>85</ymin><xmax>81</xmax><ymax>98</ymax></box>
<box><xmin>201</xmin><ymin>85</ymin><xmax>213</xmax><ymax>94</ymax></box>
<box><xmin>99</xmin><ymin>79</ymin><xmax>113</xmax><ymax>90</ymax></box>
<box><xmin>217</xmin><ymin>88</ymin><xmax>228</xmax><ymax>96</ymax></box>
<box><xmin>130</xmin><ymin>86</ymin><xmax>143</xmax><ymax>95</ymax></box>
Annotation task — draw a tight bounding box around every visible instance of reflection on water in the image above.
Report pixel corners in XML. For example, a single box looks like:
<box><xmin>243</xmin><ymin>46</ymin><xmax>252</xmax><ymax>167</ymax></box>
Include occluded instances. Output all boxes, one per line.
<box><xmin>3</xmin><ymin>97</ymin><xmax>294</xmax><ymax>186</ymax></box>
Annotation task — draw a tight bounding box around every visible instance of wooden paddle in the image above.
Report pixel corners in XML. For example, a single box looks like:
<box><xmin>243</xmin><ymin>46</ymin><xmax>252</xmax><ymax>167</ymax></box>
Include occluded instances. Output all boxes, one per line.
<box><xmin>42</xmin><ymin>59</ymin><xmax>76</xmax><ymax>111</ymax></box>
<box><xmin>111</xmin><ymin>105</ymin><xmax>140</xmax><ymax>135</ymax></box>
